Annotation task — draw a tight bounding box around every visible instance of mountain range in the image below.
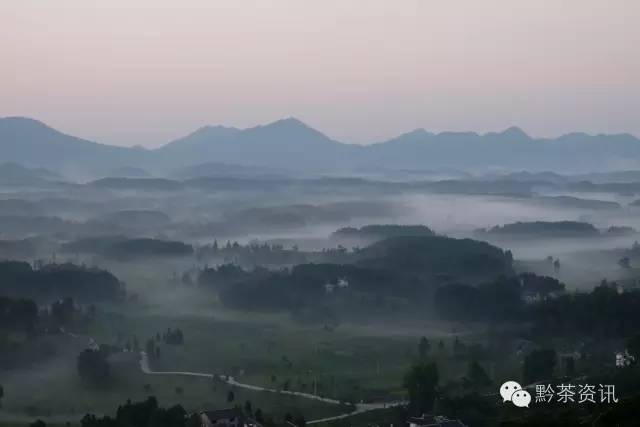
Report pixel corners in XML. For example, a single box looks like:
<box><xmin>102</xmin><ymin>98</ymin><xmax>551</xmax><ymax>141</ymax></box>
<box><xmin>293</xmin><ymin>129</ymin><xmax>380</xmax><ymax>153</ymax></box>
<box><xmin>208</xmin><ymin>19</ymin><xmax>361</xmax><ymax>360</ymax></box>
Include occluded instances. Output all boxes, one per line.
<box><xmin>1</xmin><ymin>116</ymin><xmax>639</xmax><ymax>179</ymax></box>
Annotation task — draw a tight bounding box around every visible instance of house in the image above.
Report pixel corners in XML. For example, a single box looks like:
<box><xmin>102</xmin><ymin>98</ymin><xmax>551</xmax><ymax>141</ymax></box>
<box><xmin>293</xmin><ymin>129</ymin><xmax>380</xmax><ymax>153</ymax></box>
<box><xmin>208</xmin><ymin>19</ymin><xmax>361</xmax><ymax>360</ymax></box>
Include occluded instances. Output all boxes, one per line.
<box><xmin>522</xmin><ymin>291</ymin><xmax>542</xmax><ymax>304</ymax></box>
<box><xmin>199</xmin><ymin>408</ymin><xmax>248</xmax><ymax>427</ymax></box>
<box><xmin>614</xmin><ymin>279</ymin><xmax>640</xmax><ymax>294</ymax></box>
<box><xmin>87</xmin><ymin>337</ymin><xmax>100</xmax><ymax>351</ymax></box>
<box><xmin>408</xmin><ymin>414</ymin><xmax>467</xmax><ymax>427</ymax></box>
<box><xmin>324</xmin><ymin>278</ymin><xmax>349</xmax><ymax>294</ymax></box>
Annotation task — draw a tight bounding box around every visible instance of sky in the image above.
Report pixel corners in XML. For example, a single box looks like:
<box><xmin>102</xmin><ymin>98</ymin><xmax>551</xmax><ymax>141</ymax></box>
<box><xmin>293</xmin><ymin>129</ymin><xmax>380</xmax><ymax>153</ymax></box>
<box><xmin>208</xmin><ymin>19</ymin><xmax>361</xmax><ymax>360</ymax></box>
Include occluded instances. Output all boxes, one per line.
<box><xmin>1</xmin><ymin>0</ymin><xmax>639</xmax><ymax>147</ymax></box>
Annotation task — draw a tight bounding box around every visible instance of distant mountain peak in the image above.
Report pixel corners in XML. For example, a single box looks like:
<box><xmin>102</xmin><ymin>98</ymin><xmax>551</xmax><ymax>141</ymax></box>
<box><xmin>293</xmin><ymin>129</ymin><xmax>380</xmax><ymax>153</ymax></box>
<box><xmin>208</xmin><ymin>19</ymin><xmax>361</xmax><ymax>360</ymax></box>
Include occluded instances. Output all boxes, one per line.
<box><xmin>276</xmin><ymin>116</ymin><xmax>306</xmax><ymax>125</ymax></box>
<box><xmin>262</xmin><ymin>117</ymin><xmax>314</xmax><ymax>131</ymax></box>
<box><xmin>500</xmin><ymin>126</ymin><xmax>529</xmax><ymax>139</ymax></box>
<box><xmin>1</xmin><ymin>116</ymin><xmax>53</xmax><ymax>131</ymax></box>
<box><xmin>245</xmin><ymin>117</ymin><xmax>336</xmax><ymax>145</ymax></box>
<box><xmin>167</xmin><ymin>124</ymin><xmax>241</xmax><ymax>147</ymax></box>
<box><xmin>3</xmin><ymin>116</ymin><xmax>640</xmax><ymax>175</ymax></box>
<box><xmin>2</xmin><ymin>116</ymin><xmax>46</xmax><ymax>124</ymax></box>
<box><xmin>380</xmin><ymin>128</ymin><xmax>432</xmax><ymax>146</ymax></box>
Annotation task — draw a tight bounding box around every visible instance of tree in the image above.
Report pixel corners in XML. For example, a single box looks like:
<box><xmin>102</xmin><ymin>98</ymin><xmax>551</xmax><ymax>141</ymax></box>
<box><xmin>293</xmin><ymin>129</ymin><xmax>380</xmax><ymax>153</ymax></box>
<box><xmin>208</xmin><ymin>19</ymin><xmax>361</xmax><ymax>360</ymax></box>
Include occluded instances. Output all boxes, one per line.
<box><xmin>0</xmin><ymin>297</ymin><xmax>38</xmax><ymax>334</ymax></box>
<box><xmin>244</xmin><ymin>400</ymin><xmax>252</xmax><ymax>416</ymax></box>
<box><xmin>0</xmin><ymin>384</ymin><xmax>3</xmax><ymax>408</ymax></box>
<box><xmin>418</xmin><ymin>337</ymin><xmax>431</xmax><ymax>359</ymax></box>
<box><xmin>29</xmin><ymin>421</ymin><xmax>46</xmax><ymax>427</ymax></box>
<box><xmin>80</xmin><ymin>397</ymin><xmax>188</xmax><ymax>427</ymax></box>
<box><xmin>523</xmin><ymin>349</ymin><xmax>557</xmax><ymax>384</ymax></box>
<box><xmin>254</xmin><ymin>408</ymin><xmax>264</xmax><ymax>423</ymax></box>
<box><xmin>403</xmin><ymin>361</ymin><xmax>439</xmax><ymax>416</ymax></box>
<box><xmin>77</xmin><ymin>349</ymin><xmax>111</xmax><ymax>387</ymax></box>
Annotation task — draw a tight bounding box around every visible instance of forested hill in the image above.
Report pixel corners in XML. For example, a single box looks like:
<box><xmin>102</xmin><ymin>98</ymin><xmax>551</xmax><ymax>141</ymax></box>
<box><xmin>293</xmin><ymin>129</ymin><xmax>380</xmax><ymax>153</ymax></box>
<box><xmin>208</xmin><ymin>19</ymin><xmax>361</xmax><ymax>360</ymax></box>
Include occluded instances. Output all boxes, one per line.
<box><xmin>0</xmin><ymin>261</ymin><xmax>124</xmax><ymax>301</ymax></box>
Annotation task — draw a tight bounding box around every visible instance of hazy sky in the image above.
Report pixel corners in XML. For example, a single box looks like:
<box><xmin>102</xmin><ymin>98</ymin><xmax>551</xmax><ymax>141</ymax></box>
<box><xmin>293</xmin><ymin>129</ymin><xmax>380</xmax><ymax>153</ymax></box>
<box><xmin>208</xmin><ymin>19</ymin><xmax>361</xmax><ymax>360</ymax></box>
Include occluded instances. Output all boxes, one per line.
<box><xmin>2</xmin><ymin>0</ymin><xmax>639</xmax><ymax>147</ymax></box>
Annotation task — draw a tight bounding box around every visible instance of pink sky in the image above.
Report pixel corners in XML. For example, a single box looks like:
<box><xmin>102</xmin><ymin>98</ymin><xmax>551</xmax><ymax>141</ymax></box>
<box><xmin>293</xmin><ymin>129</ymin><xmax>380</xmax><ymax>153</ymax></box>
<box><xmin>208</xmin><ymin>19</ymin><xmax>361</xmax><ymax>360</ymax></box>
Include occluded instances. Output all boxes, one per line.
<box><xmin>2</xmin><ymin>0</ymin><xmax>639</xmax><ymax>147</ymax></box>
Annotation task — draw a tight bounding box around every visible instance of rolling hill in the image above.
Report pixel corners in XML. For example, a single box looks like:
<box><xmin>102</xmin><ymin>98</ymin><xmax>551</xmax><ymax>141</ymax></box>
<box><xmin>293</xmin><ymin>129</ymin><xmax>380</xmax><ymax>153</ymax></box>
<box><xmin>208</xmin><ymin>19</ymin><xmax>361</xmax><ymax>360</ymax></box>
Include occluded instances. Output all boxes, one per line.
<box><xmin>2</xmin><ymin>116</ymin><xmax>640</xmax><ymax>177</ymax></box>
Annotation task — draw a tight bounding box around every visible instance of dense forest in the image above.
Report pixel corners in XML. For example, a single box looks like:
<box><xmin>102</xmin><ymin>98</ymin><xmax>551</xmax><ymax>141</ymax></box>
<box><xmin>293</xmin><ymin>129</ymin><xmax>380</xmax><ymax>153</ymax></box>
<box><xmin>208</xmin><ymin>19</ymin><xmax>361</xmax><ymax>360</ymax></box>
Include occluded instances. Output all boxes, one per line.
<box><xmin>0</xmin><ymin>261</ymin><xmax>124</xmax><ymax>301</ymax></box>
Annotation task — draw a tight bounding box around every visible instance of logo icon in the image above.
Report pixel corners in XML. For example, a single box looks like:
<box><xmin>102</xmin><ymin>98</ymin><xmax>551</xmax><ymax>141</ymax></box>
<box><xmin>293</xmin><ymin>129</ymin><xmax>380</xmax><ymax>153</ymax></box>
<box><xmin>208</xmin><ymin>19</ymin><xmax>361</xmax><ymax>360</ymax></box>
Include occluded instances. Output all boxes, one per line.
<box><xmin>511</xmin><ymin>390</ymin><xmax>532</xmax><ymax>408</ymax></box>
<box><xmin>500</xmin><ymin>381</ymin><xmax>531</xmax><ymax>407</ymax></box>
<box><xmin>500</xmin><ymin>381</ymin><xmax>522</xmax><ymax>402</ymax></box>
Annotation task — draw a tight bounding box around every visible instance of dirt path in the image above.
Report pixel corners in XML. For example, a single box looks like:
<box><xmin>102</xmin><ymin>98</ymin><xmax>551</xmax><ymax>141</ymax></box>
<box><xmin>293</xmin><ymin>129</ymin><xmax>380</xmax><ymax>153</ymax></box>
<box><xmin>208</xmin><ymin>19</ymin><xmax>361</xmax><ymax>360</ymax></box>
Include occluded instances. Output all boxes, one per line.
<box><xmin>138</xmin><ymin>351</ymin><xmax>406</xmax><ymax>423</ymax></box>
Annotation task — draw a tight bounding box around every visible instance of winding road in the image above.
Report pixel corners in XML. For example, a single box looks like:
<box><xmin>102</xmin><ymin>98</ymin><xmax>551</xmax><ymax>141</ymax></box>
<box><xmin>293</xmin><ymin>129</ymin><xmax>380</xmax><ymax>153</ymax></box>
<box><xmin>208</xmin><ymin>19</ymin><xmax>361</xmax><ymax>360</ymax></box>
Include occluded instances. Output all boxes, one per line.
<box><xmin>138</xmin><ymin>351</ymin><xmax>406</xmax><ymax>424</ymax></box>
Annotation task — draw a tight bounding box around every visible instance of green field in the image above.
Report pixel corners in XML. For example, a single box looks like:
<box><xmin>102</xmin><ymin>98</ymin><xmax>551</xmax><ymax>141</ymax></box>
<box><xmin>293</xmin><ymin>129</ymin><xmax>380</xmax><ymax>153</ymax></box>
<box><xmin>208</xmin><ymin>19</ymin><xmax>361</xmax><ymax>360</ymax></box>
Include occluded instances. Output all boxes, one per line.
<box><xmin>0</xmin><ymin>274</ymin><xmax>521</xmax><ymax>426</ymax></box>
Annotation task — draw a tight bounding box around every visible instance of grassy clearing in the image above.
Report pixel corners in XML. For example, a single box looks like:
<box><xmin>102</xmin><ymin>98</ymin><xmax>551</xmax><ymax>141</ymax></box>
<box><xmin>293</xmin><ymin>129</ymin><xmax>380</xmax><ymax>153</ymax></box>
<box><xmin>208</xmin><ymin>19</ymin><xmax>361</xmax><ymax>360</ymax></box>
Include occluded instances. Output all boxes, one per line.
<box><xmin>0</xmin><ymin>331</ymin><xmax>347</xmax><ymax>425</ymax></box>
<box><xmin>1</xmin><ymin>275</ymin><xmax>525</xmax><ymax>425</ymax></box>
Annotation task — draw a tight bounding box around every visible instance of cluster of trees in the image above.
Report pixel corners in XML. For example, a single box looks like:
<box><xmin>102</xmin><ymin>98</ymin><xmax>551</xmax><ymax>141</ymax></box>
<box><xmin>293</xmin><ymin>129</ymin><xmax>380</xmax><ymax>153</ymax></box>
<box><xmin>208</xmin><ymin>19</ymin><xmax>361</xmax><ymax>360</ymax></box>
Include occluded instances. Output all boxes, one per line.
<box><xmin>355</xmin><ymin>236</ymin><xmax>514</xmax><ymax>280</ymax></box>
<box><xmin>48</xmin><ymin>297</ymin><xmax>96</xmax><ymax>331</ymax></box>
<box><xmin>530</xmin><ymin>281</ymin><xmax>640</xmax><ymax>338</ymax></box>
<box><xmin>433</xmin><ymin>273</ymin><xmax>564</xmax><ymax>322</ymax></box>
<box><xmin>404</xmin><ymin>361</ymin><xmax>439</xmax><ymax>415</ymax></box>
<box><xmin>0</xmin><ymin>296</ymin><xmax>38</xmax><ymax>334</ymax></box>
<box><xmin>159</xmin><ymin>328</ymin><xmax>184</xmax><ymax>345</ymax></box>
<box><xmin>434</xmin><ymin>280</ymin><xmax>521</xmax><ymax>322</ymax></box>
<box><xmin>26</xmin><ymin>396</ymin><xmax>291</xmax><ymax>427</ymax></box>
<box><xmin>122</xmin><ymin>337</ymin><xmax>140</xmax><ymax>353</ymax></box>
<box><xmin>217</xmin><ymin>235</ymin><xmax>515</xmax><ymax>317</ymax></box>
<box><xmin>77</xmin><ymin>348</ymin><xmax>111</xmax><ymax>387</ymax></box>
<box><xmin>62</xmin><ymin>237</ymin><xmax>193</xmax><ymax>260</ymax></box>
<box><xmin>332</xmin><ymin>224</ymin><xmax>435</xmax><ymax>242</ymax></box>
<box><xmin>479</xmin><ymin>220</ymin><xmax>600</xmax><ymax>237</ymax></box>
<box><xmin>146</xmin><ymin>339</ymin><xmax>162</xmax><ymax>361</ymax></box>
<box><xmin>0</xmin><ymin>296</ymin><xmax>96</xmax><ymax>368</ymax></box>
<box><xmin>196</xmin><ymin>240</ymin><xmax>307</xmax><ymax>267</ymax></box>
<box><xmin>606</xmin><ymin>225</ymin><xmax>636</xmax><ymax>236</ymax></box>
<box><xmin>400</xmin><ymin>328</ymin><xmax>640</xmax><ymax>426</ymax></box>
<box><xmin>141</xmin><ymin>328</ymin><xmax>185</xmax><ymax>361</ymax></box>
<box><xmin>433</xmin><ymin>274</ymin><xmax>640</xmax><ymax>341</ymax></box>
<box><xmin>79</xmin><ymin>397</ymin><xmax>186</xmax><ymax>427</ymax></box>
<box><xmin>0</xmin><ymin>261</ymin><xmax>124</xmax><ymax>302</ymax></box>
<box><xmin>218</xmin><ymin>262</ymin><xmax>415</xmax><ymax>313</ymax></box>
<box><xmin>198</xmin><ymin>263</ymin><xmax>255</xmax><ymax>289</ymax></box>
